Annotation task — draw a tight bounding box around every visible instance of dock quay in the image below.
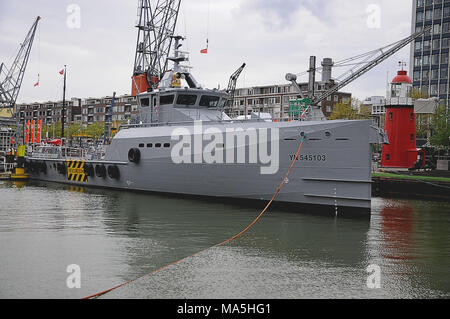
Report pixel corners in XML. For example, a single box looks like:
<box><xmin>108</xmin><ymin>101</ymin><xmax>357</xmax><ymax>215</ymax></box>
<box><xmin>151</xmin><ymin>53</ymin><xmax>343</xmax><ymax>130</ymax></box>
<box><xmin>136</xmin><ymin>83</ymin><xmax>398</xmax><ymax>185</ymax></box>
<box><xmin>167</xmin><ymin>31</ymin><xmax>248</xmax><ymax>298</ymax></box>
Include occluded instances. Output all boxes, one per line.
<box><xmin>372</xmin><ymin>170</ymin><xmax>450</xmax><ymax>201</ymax></box>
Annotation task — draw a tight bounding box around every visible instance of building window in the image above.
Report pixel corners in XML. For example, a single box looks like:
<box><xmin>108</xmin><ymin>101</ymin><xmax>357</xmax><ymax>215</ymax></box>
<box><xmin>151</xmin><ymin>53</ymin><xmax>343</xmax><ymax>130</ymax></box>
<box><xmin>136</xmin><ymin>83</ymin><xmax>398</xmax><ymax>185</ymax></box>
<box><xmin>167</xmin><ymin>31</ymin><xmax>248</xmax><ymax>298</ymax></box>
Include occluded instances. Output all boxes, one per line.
<box><xmin>432</xmin><ymin>54</ymin><xmax>440</xmax><ymax>66</ymax></box>
<box><xmin>414</xmin><ymin>57</ymin><xmax>422</xmax><ymax>67</ymax></box>
<box><xmin>389</xmin><ymin>112</ymin><xmax>393</xmax><ymax>120</ymax></box>
<box><xmin>417</xmin><ymin>11</ymin><xmax>424</xmax><ymax>22</ymax></box>
<box><xmin>434</xmin><ymin>24</ymin><xmax>441</xmax><ymax>35</ymax></box>
<box><xmin>434</xmin><ymin>8</ymin><xmax>442</xmax><ymax>20</ymax></box>
<box><xmin>433</xmin><ymin>39</ymin><xmax>440</xmax><ymax>50</ymax></box>
<box><xmin>386</xmin><ymin>154</ymin><xmax>390</xmax><ymax>161</ymax></box>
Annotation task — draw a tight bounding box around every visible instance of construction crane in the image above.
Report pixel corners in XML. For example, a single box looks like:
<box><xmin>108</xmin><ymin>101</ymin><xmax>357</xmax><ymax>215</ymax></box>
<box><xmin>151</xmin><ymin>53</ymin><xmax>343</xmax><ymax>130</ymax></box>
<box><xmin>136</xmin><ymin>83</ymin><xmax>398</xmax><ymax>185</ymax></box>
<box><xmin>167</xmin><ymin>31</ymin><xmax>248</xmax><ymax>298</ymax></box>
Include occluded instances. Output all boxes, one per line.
<box><xmin>226</xmin><ymin>63</ymin><xmax>246</xmax><ymax>113</ymax></box>
<box><xmin>132</xmin><ymin>0</ymin><xmax>182</xmax><ymax>96</ymax></box>
<box><xmin>0</xmin><ymin>16</ymin><xmax>41</xmax><ymax>109</ymax></box>
<box><xmin>286</xmin><ymin>26</ymin><xmax>432</xmax><ymax>119</ymax></box>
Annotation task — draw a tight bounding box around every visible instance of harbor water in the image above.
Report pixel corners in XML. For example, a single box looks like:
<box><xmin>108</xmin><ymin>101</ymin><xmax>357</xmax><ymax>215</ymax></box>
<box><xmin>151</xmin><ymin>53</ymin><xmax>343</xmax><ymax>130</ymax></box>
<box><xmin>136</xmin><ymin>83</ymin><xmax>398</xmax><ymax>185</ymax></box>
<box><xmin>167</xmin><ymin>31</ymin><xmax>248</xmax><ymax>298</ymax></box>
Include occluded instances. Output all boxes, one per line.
<box><xmin>0</xmin><ymin>180</ymin><xmax>449</xmax><ymax>299</ymax></box>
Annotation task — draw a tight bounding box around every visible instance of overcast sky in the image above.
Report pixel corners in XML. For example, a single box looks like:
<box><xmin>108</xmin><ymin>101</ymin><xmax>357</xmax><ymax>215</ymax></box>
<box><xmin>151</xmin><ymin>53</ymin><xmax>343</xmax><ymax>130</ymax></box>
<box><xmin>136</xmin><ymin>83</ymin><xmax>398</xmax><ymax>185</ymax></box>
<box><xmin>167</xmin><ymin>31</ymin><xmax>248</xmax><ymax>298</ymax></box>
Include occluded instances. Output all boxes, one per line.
<box><xmin>0</xmin><ymin>0</ymin><xmax>413</xmax><ymax>104</ymax></box>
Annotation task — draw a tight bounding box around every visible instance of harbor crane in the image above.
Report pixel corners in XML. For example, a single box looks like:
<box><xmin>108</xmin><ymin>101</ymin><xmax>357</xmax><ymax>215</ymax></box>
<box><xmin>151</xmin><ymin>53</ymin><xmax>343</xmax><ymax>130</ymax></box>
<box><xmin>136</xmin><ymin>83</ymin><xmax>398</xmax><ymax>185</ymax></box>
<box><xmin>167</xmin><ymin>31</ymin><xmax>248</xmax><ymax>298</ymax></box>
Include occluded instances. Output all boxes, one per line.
<box><xmin>132</xmin><ymin>0</ymin><xmax>182</xmax><ymax>95</ymax></box>
<box><xmin>286</xmin><ymin>26</ymin><xmax>432</xmax><ymax>120</ymax></box>
<box><xmin>226</xmin><ymin>63</ymin><xmax>246</xmax><ymax>112</ymax></box>
<box><xmin>0</xmin><ymin>16</ymin><xmax>41</xmax><ymax>110</ymax></box>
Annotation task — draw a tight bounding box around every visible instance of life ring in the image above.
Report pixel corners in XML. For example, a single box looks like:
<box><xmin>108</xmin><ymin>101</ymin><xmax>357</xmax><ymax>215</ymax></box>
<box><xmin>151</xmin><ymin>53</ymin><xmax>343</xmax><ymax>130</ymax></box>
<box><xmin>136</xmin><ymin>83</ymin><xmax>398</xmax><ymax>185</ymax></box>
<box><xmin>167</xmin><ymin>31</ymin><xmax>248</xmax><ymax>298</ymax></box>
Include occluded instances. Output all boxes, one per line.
<box><xmin>95</xmin><ymin>164</ymin><xmax>107</xmax><ymax>178</ymax></box>
<box><xmin>84</xmin><ymin>164</ymin><xmax>94</xmax><ymax>177</ymax></box>
<box><xmin>128</xmin><ymin>148</ymin><xmax>141</xmax><ymax>163</ymax></box>
<box><xmin>107</xmin><ymin>165</ymin><xmax>120</xmax><ymax>180</ymax></box>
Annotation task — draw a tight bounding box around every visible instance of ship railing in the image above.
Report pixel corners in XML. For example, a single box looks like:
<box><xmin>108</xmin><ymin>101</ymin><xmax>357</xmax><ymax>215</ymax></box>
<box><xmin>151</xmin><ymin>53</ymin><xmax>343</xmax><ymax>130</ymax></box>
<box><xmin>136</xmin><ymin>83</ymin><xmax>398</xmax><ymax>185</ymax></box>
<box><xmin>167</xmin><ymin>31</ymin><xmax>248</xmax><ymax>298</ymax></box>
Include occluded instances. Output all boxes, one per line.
<box><xmin>119</xmin><ymin>117</ymin><xmax>296</xmax><ymax>130</ymax></box>
<box><xmin>0</xmin><ymin>156</ymin><xmax>15</xmax><ymax>173</ymax></box>
<box><xmin>30</xmin><ymin>146</ymin><xmax>90</xmax><ymax>161</ymax></box>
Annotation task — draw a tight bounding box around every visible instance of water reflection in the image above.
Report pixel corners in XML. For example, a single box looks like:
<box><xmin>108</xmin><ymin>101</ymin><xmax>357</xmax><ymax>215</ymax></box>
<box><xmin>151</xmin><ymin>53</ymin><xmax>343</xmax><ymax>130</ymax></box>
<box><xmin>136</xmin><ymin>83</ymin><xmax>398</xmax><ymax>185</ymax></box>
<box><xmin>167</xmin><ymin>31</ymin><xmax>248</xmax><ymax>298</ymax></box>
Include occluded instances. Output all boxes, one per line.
<box><xmin>0</xmin><ymin>181</ymin><xmax>449</xmax><ymax>299</ymax></box>
<box><xmin>380</xmin><ymin>203</ymin><xmax>415</xmax><ymax>261</ymax></box>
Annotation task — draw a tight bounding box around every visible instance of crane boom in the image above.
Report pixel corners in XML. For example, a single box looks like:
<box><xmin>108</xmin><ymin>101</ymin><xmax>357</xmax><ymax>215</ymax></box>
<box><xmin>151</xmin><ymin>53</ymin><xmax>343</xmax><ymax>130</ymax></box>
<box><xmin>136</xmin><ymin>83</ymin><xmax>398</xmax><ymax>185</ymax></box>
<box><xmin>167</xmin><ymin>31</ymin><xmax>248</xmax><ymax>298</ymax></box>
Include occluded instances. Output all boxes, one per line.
<box><xmin>226</xmin><ymin>63</ymin><xmax>246</xmax><ymax>104</ymax></box>
<box><xmin>132</xmin><ymin>0</ymin><xmax>182</xmax><ymax>95</ymax></box>
<box><xmin>0</xmin><ymin>16</ymin><xmax>40</xmax><ymax>109</ymax></box>
<box><xmin>287</xmin><ymin>26</ymin><xmax>431</xmax><ymax>107</ymax></box>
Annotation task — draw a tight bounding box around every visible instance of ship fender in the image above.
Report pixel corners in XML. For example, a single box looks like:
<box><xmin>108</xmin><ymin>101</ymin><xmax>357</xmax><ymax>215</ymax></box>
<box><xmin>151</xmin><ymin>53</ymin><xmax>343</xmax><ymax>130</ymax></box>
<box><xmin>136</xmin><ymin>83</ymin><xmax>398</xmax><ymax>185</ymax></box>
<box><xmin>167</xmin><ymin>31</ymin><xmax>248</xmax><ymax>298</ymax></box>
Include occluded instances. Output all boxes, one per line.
<box><xmin>40</xmin><ymin>162</ymin><xmax>47</xmax><ymax>174</ymax></box>
<box><xmin>95</xmin><ymin>164</ymin><xmax>107</xmax><ymax>178</ymax></box>
<box><xmin>128</xmin><ymin>148</ymin><xmax>141</xmax><ymax>164</ymax></box>
<box><xmin>30</xmin><ymin>161</ymin><xmax>38</xmax><ymax>174</ymax></box>
<box><xmin>107</xmin><ymin>165</ymin><xmax>120</xmax><ymax>180</ymax></box>
<box><xmin>57</xmin><ymin>162</ymin><xmax>66</xmax><ymax>175</ymax></box>
<box><xmin>84</xmin><ymin>163</ymin><xmax>94</xmax><ymax>177</ymax></box>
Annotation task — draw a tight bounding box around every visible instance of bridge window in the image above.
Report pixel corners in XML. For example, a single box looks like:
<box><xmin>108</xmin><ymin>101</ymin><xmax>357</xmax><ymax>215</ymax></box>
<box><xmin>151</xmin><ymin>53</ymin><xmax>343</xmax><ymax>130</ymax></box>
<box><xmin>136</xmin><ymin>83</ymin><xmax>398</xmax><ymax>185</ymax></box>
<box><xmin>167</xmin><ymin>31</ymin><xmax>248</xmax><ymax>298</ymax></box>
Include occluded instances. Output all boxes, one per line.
<box><xmin>160</xmin><ymin>95</ymin><xmax>175</xmax><ymax>105</ymax></box>
<box><xmin>199</xmin><ymin>95</ymin><xmax>220</xmax><ymax>107</ymax></box>
<box><xmin>140</xmin><ymin>98</ymin><xmax>150</xmax><ymax>107</ymax></box>
<box><xmin>177</xmin><ymin>94</ymin><xmax>197</xmax><ymax>106</ymax></box>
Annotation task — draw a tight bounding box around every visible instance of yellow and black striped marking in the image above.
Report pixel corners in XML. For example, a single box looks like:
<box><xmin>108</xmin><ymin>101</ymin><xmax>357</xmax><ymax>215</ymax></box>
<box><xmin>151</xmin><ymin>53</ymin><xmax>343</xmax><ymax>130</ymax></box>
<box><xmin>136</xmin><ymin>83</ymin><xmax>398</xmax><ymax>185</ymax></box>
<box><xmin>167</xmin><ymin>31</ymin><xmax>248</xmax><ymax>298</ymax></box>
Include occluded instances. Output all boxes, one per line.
<box><xmin>66</xmin><ymin>160</ymin><xmax>88</xmax><ymax>183</ymax></box>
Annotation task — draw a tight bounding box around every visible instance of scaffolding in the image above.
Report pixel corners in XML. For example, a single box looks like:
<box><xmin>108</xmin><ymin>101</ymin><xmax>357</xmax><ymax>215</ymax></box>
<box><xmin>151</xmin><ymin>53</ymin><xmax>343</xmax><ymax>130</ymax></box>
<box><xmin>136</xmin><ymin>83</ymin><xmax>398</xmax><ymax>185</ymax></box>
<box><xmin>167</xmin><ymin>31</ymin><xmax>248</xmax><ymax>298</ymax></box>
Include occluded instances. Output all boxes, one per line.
<box><xmin>0</xmin><ymin>127</ymin><xmax>15</xmax><ymax>153</ymax></box>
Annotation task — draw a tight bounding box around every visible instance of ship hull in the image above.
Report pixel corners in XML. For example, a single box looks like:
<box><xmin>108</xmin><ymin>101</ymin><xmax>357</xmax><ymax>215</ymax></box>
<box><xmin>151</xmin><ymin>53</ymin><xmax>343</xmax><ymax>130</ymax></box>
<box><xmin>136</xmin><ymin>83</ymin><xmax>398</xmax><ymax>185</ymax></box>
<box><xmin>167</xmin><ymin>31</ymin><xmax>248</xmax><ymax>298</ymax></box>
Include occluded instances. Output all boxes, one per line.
<box><xmin>27</xmin><ymin>120</ymin><xmax>373</xmax><ymax>216</ymax></box>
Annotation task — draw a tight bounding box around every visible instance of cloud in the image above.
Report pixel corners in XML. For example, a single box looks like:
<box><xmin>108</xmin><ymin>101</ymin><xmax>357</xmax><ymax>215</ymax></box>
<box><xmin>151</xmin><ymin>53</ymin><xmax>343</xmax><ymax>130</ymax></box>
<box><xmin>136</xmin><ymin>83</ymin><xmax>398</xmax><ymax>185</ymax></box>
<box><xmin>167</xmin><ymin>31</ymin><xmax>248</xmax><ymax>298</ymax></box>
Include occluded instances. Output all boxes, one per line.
<box><xmin>0</xmin><ymin>0</ymin><xmax>414</xmax><ymax>104</ymax></box>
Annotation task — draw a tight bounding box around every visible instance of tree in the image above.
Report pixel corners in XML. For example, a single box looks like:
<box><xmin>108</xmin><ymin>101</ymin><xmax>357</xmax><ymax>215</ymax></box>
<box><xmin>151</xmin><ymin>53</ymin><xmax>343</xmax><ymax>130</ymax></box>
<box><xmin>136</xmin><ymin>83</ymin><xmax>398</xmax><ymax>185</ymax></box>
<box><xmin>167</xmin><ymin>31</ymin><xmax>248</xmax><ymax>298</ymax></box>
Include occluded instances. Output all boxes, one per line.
<box><xmin>430</xmin><ymin>105</ymin><xmax>450</xmax><ymax>147</ymax></box>
<box><xmin>411</xmin><ymin>88</ymin><xmax>429</xmax><ymax>100</ymax></box>
<box><xmin>329</xmin><ymin>98</ymin><xmax>371</xmax><ymax>120</ymax></box>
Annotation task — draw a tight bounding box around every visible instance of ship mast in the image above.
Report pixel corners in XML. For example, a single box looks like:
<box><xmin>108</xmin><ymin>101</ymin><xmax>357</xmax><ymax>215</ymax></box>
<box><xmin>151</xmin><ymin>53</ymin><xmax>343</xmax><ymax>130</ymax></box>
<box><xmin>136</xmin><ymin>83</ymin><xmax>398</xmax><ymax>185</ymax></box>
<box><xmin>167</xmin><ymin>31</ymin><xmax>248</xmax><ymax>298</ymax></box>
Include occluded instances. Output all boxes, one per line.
<box><xmin>132</xmin><ymin>0</ymin><xmax>182</xmax><ymax>95</ymax></box>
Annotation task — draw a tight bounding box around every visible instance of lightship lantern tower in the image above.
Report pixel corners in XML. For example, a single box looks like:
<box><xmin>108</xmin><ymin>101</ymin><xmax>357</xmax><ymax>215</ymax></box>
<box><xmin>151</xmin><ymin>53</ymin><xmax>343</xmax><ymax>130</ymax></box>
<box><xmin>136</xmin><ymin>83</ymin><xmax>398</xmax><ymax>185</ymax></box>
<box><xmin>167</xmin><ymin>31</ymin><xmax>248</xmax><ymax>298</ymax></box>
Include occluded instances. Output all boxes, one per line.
<box><xmin>381</xmin><ymin>66</ymin><xmax>418</xmax><ymax>168</ymax></box>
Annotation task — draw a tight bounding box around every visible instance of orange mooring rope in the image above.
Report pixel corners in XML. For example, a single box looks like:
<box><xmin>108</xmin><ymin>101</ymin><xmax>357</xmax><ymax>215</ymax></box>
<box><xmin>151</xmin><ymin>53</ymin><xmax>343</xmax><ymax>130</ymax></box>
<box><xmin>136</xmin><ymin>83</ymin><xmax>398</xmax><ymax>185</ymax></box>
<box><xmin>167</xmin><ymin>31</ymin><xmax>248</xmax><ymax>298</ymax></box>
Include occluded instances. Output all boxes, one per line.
<box><xmin>83</xmin><ymin>135</ymin><xmax>306</xmax><ymax>299</ymax></box>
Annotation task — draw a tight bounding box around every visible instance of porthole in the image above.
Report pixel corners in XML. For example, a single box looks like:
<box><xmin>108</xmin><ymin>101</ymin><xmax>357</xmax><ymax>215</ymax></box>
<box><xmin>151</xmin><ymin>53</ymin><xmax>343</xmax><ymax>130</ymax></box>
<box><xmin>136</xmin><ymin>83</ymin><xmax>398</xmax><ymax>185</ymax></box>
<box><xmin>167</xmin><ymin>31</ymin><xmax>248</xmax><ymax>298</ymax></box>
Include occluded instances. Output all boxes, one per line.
<box><xmin>325</xmin><ymin>131</ymin><xmax>332</xmax><ymax>138</ymax></box>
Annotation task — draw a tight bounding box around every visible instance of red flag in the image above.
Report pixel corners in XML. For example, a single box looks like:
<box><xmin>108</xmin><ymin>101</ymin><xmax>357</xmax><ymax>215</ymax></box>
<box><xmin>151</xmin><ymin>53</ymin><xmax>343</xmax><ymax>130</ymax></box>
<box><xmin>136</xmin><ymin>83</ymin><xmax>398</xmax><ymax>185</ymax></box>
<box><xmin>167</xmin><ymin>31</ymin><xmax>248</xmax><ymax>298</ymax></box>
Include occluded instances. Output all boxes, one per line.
<box><xmin>31</xmin><ymin>120</ymin><xmax>35</xmax><ymax>144</ymax></box>
<box><xmin>201</xmin><ymin>38</ymin><xmax>209</xmax><ymax>54</ymax></box>
<box><xmin>34</xmin><ymin>82</ymin><xmax>39</xmax><ymax>87</ymax></box>
<box><xmin>36</xmin><ymin>119</ymin><xmax>41</xmax><ymax>144</ymax></box>
<box><xmin>25</xmin><ymin>121</ymin><xmax>30</xmax><ymax>144</ymax></box>
<box><xmin>59</xmin><ymin>69</ymin><xmax>65</xmax><ymax>75</ymax></box>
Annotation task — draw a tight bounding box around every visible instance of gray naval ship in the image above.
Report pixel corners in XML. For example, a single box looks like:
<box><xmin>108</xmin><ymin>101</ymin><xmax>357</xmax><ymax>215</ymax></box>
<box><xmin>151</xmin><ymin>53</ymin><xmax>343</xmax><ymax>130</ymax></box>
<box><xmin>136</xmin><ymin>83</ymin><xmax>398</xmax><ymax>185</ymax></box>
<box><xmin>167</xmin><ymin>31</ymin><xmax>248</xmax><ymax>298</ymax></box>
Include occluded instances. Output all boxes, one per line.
<box><xmin>26</xmin><ymin>40</ymin><xmax>386</xmax><ymax>216</ymax></box>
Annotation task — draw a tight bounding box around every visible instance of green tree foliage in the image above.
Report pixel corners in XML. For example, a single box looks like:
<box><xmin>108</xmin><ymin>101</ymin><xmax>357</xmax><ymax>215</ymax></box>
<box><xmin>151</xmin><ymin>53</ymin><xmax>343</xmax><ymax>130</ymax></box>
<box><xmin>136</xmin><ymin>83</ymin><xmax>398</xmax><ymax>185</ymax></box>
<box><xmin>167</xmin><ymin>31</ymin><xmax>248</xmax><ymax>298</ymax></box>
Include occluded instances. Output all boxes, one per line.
<box><xmin>430</xmin><ymin>106</ymin><xmax>450</xmax><ymax>147</ymax></box>
<box><xmin>411</xmin><ymin>87</ymin><xmax>429</xmax><ymax>100</ymax></box>
<box><xmin>329</xmin><ymin>99</ymin><xmax>372</xmax><ymax>120</ymax></box>
<box><xmin>44</xmin><ymin>122</ymin><xmax>106</xmax><ymax>140</ymax></box>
